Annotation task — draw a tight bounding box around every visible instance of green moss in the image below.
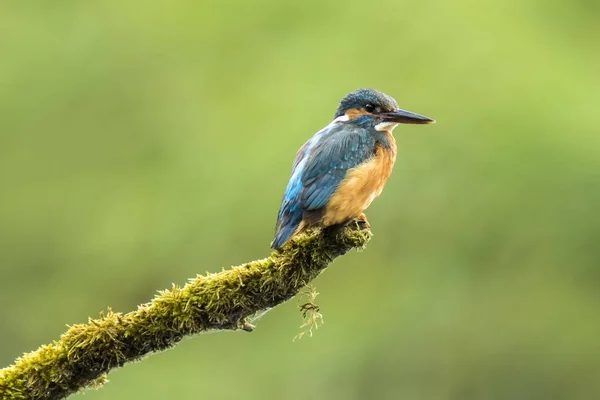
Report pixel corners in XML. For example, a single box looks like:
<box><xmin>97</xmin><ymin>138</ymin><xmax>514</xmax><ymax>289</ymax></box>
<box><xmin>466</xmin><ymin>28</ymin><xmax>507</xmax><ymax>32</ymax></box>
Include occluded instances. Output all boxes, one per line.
<box><xmin>0</xmin><ymin>223</ymin><xmax>371</xmax><ymax>400</ymax></box>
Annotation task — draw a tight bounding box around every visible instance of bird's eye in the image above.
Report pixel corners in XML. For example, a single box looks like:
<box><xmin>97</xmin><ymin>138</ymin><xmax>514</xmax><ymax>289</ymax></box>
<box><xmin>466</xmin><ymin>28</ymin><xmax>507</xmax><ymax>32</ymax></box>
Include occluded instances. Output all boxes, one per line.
<box><xmin>364</xmin><ymin>104</ymin><xmax>375</xmax><ymax>113</ymax></box>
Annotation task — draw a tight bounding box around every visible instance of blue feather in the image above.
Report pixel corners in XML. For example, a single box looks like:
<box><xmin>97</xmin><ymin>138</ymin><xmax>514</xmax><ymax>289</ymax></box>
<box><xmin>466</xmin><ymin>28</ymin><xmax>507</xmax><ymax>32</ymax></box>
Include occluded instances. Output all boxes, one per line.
<box><xmin>272</xmin><ymin>138</ymin><xmax>318</xmax><ymax>248</ymax></box>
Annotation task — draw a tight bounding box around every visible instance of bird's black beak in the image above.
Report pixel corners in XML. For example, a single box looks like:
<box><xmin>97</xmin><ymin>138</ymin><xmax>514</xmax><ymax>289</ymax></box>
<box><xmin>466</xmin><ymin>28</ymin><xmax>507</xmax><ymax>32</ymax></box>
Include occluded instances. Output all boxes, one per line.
<box><xmin>381</xmin><ymin>109</ymin><xmax>435</xmax><ymax>124</ymax></box>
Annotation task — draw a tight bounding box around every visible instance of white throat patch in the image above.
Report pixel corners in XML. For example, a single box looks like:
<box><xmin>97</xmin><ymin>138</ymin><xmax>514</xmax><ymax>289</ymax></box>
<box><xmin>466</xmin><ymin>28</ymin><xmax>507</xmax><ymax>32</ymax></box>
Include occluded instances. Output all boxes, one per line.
<box><xmin>375</xmin><ymin>122</ymin><xmax>399</xmax><ymax>132</ymax></box>
<box><xmin>333</xmin><ymin>114</ymin><xmax>350</xmax><ymax>123</ymax></box>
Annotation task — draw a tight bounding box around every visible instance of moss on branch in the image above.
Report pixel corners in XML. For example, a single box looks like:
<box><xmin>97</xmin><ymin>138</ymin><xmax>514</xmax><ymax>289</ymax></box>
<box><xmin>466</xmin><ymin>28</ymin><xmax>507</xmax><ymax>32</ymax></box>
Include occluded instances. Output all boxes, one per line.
<box><xmin>0</xmin><ymin>223</ymin><xmax>371</xmax><ymax>400</ymax></box>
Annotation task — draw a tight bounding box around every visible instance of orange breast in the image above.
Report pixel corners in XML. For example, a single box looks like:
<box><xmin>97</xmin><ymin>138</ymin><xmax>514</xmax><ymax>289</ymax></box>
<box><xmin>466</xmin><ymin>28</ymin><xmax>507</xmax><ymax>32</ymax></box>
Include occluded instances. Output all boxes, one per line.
<box><xmin>323</xmin><ymin>133</ymin><xmax>397</xmax><ymax>226</ymax></box>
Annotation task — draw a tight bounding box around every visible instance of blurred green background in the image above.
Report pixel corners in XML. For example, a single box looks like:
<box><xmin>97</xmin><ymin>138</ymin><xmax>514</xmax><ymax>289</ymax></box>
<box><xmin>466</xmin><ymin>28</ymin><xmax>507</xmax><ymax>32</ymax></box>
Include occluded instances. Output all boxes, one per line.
<box><xmin>1</xmin><ymin>1</ymin><xmax>599</xmax><ymax>399</ymax></box>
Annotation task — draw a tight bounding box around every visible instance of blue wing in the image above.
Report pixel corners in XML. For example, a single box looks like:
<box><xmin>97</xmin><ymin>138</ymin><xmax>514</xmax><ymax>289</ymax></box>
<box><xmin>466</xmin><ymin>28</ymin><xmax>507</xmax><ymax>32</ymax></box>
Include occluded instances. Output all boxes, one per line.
<box><xmin>272</xmin><ymin>123</ymin><xmax>376</xmax><ymax>248</ymax></box>
<box><xmin>272</xmin><ymin>140</ymin><xmax>313</xmax><ymax>248</ymax></box>
<box><xmin>300</xmin><ymin>125</ymin><xmax>376</xmax><ymax>210</ymax></box>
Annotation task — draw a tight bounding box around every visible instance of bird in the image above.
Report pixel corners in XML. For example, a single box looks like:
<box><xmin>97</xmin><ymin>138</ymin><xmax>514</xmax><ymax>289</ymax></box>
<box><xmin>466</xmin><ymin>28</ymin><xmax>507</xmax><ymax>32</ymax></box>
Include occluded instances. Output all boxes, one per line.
<box><xmin>271</xmin><ymin>88</ymin><xmax>434</xmax><ymax>249</ymax></box>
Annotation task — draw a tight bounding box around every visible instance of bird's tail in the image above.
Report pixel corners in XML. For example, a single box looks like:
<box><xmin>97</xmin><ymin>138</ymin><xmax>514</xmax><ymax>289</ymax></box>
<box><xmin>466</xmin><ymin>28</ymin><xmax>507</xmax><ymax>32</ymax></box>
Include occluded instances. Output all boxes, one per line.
<box><xmin>271</xmin><ymin>225</ymin><xmax>296</xmax><ymax>249</ymax></box>
<box><xmin>271</xmin><ymin>213</ymin><xmax>304</xmax><ymax>249</ymax></box>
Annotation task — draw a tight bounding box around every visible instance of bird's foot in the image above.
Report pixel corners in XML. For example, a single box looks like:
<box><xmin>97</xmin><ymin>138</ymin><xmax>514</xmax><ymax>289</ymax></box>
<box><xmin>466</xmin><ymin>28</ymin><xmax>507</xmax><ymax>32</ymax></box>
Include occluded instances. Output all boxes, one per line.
<box><xmin>357</xmin><ymin>213</ymin><xmax>370</xmax><ymax>229</ymax></box>
<box><xmin>322</xmin><ymin>214</ymin><xmax>371</xmax><ymax>241</ymax></box>
<box><xmin>339</xmin><ymin>213</ymin><xmax>371</xmax><ymax>231</ymax></box>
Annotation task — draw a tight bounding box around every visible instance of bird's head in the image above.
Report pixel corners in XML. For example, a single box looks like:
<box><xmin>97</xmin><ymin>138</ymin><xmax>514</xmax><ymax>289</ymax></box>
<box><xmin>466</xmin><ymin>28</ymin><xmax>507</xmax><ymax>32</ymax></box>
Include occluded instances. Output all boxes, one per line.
<box><xmin>333</xmin><ymin>88</ymin><xmax>435</xmax><ymax>132</ymax></box>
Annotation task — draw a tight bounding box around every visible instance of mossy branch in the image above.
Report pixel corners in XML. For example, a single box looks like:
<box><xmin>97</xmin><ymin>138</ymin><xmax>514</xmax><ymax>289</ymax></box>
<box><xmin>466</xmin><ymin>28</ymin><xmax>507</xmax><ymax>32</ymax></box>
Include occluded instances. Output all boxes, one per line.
<box><xmin>0</xmin><ymin>223</ymin><xmax>371</xmax><ymax>400</ymax></box>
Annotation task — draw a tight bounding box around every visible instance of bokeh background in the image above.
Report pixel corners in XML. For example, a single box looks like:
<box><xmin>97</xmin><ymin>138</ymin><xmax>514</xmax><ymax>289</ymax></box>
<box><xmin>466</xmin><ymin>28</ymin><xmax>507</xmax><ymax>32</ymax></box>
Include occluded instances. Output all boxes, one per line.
<box><xmin>1</xmin><ymin>1</ymin><xmax>599</xmax><ymax>399</ymax></box>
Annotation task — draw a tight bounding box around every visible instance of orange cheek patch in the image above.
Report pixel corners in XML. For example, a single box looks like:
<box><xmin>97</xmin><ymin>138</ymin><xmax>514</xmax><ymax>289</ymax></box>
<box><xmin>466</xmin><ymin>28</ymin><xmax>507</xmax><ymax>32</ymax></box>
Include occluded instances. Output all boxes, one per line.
<box><xmin>345</xmin><ymin>108</ymin><xmax>372</xmax><ymax>120</ymax></box>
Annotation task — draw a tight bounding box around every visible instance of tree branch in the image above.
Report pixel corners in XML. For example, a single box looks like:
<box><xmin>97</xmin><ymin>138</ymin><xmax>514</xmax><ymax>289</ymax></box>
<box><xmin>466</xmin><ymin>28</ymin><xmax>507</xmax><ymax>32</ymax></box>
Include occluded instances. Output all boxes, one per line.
<box><xmin>0</xmin><ymin>223</ymin><xmax>371</xmax><ymax>400</ymax></box>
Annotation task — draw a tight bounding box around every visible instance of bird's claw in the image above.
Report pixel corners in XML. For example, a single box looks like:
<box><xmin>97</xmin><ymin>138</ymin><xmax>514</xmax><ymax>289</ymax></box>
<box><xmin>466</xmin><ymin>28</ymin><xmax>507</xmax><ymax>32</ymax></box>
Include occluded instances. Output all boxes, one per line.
<box><xmin>356</xmin><ymin>213</ymin><xmax>370</xmax><ymax>229</ymax></box>
<box><xmin>340</xmin><ymin>214</ymin><xmax>370</xmax><ymax>231</ymax></box>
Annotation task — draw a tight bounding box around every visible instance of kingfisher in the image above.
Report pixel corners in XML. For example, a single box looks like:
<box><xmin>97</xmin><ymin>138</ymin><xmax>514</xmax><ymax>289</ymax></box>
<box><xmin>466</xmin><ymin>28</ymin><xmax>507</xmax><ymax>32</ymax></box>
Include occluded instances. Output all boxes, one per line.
<box><xmin>271</xmin><ymin>88</ymin><xmax>435</xmax><ymax>249</ymax></box>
